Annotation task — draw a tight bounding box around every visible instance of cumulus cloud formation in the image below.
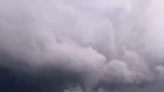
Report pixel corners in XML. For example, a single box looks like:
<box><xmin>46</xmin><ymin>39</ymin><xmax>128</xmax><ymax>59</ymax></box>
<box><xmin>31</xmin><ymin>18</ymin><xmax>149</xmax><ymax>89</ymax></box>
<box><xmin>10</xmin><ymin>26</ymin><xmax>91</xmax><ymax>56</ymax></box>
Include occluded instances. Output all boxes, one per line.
<box><xmin>0</xmin><ymin>0</ymin><xmax>164</xmax><ymax>92</ymax></box>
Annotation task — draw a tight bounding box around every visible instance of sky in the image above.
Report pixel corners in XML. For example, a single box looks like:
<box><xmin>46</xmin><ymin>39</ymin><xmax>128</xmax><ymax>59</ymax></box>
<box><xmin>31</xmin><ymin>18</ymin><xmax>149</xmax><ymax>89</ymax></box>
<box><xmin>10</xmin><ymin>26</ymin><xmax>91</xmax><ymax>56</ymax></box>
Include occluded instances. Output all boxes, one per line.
<box><xmin>0</xmin><ymin>0</ymin><xmax>164</xmax><ymax>92</ymax></box>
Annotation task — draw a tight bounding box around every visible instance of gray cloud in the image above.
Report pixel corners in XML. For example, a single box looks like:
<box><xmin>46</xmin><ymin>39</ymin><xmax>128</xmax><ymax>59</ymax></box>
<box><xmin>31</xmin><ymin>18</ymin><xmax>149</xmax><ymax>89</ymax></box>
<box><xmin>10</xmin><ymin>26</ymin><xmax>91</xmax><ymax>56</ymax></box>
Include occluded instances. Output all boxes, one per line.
<box><xmin>0</xmin><ymin>0</ymin><xmax>164</xmax><ymax>92</ymax></box>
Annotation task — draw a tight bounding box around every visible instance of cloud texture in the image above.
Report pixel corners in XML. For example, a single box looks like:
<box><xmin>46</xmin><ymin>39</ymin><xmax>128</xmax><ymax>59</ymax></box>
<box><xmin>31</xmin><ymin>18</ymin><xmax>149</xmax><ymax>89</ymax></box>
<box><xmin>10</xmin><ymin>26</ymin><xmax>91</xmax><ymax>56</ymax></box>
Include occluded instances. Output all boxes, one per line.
<box><xmin>0</xmin><ymin>0</ymin><xmax>164</xmax><ymax>92</ymax></box>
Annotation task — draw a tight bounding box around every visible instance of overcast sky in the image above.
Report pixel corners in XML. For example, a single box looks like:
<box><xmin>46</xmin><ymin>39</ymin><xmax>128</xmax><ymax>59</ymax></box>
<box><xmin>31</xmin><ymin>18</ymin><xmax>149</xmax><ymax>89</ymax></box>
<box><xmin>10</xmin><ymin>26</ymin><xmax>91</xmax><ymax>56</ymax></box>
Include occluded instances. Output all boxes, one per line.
<box><xmin>0</xmin><ymin>0</ymin><xmax>164</xmax><ymax>92</ymax></box>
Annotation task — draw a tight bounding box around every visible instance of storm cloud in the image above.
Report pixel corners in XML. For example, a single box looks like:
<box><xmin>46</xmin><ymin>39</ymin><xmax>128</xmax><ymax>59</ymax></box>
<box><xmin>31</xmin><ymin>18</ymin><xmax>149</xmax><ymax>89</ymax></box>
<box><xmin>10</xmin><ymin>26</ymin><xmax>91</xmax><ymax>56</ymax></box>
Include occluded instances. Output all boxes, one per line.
<box><xmin>0</xmin><ymin>0</ymin><xmax>164</xmax><ymax>92</ymax></box>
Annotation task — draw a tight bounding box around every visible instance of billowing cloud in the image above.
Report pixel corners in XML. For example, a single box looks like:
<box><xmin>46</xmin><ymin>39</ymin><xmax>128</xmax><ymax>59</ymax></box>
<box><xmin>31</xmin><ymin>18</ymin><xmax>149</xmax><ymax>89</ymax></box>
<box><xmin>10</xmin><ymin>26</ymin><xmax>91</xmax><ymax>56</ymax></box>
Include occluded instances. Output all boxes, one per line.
<box><xmin>0</xmin><ymin>0</ymin><xmax>164</xmax><ymax>92</ymax></box>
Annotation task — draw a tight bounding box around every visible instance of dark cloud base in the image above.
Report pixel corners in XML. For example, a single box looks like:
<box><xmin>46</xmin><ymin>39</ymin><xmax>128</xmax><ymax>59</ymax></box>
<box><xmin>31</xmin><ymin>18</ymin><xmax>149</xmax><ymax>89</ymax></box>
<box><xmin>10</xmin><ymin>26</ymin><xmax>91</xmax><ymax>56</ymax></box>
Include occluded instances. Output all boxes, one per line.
<box><xmin>0</xmin><ymin>67</ymin><xmax>77</xmax><ymax>92</ymax></box>
<box><xmin>0</xmin><ymin>60</ymin><xmax>83</xmax><ymax>92</ymax></box>
<box><xmin>0</xmin><ymin>67</ymin><xmax>55</xmax><ymax>92</ymax></box>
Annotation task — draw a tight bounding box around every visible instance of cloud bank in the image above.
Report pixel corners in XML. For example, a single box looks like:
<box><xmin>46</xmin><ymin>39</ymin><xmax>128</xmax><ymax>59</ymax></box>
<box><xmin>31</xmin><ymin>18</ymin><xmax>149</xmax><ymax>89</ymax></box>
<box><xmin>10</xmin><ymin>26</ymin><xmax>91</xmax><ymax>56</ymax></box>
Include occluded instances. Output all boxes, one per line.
<box><xmin>0</xmin><ymin>0</ymin><xmax>164</xmax><ymax>92</ymax></box>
